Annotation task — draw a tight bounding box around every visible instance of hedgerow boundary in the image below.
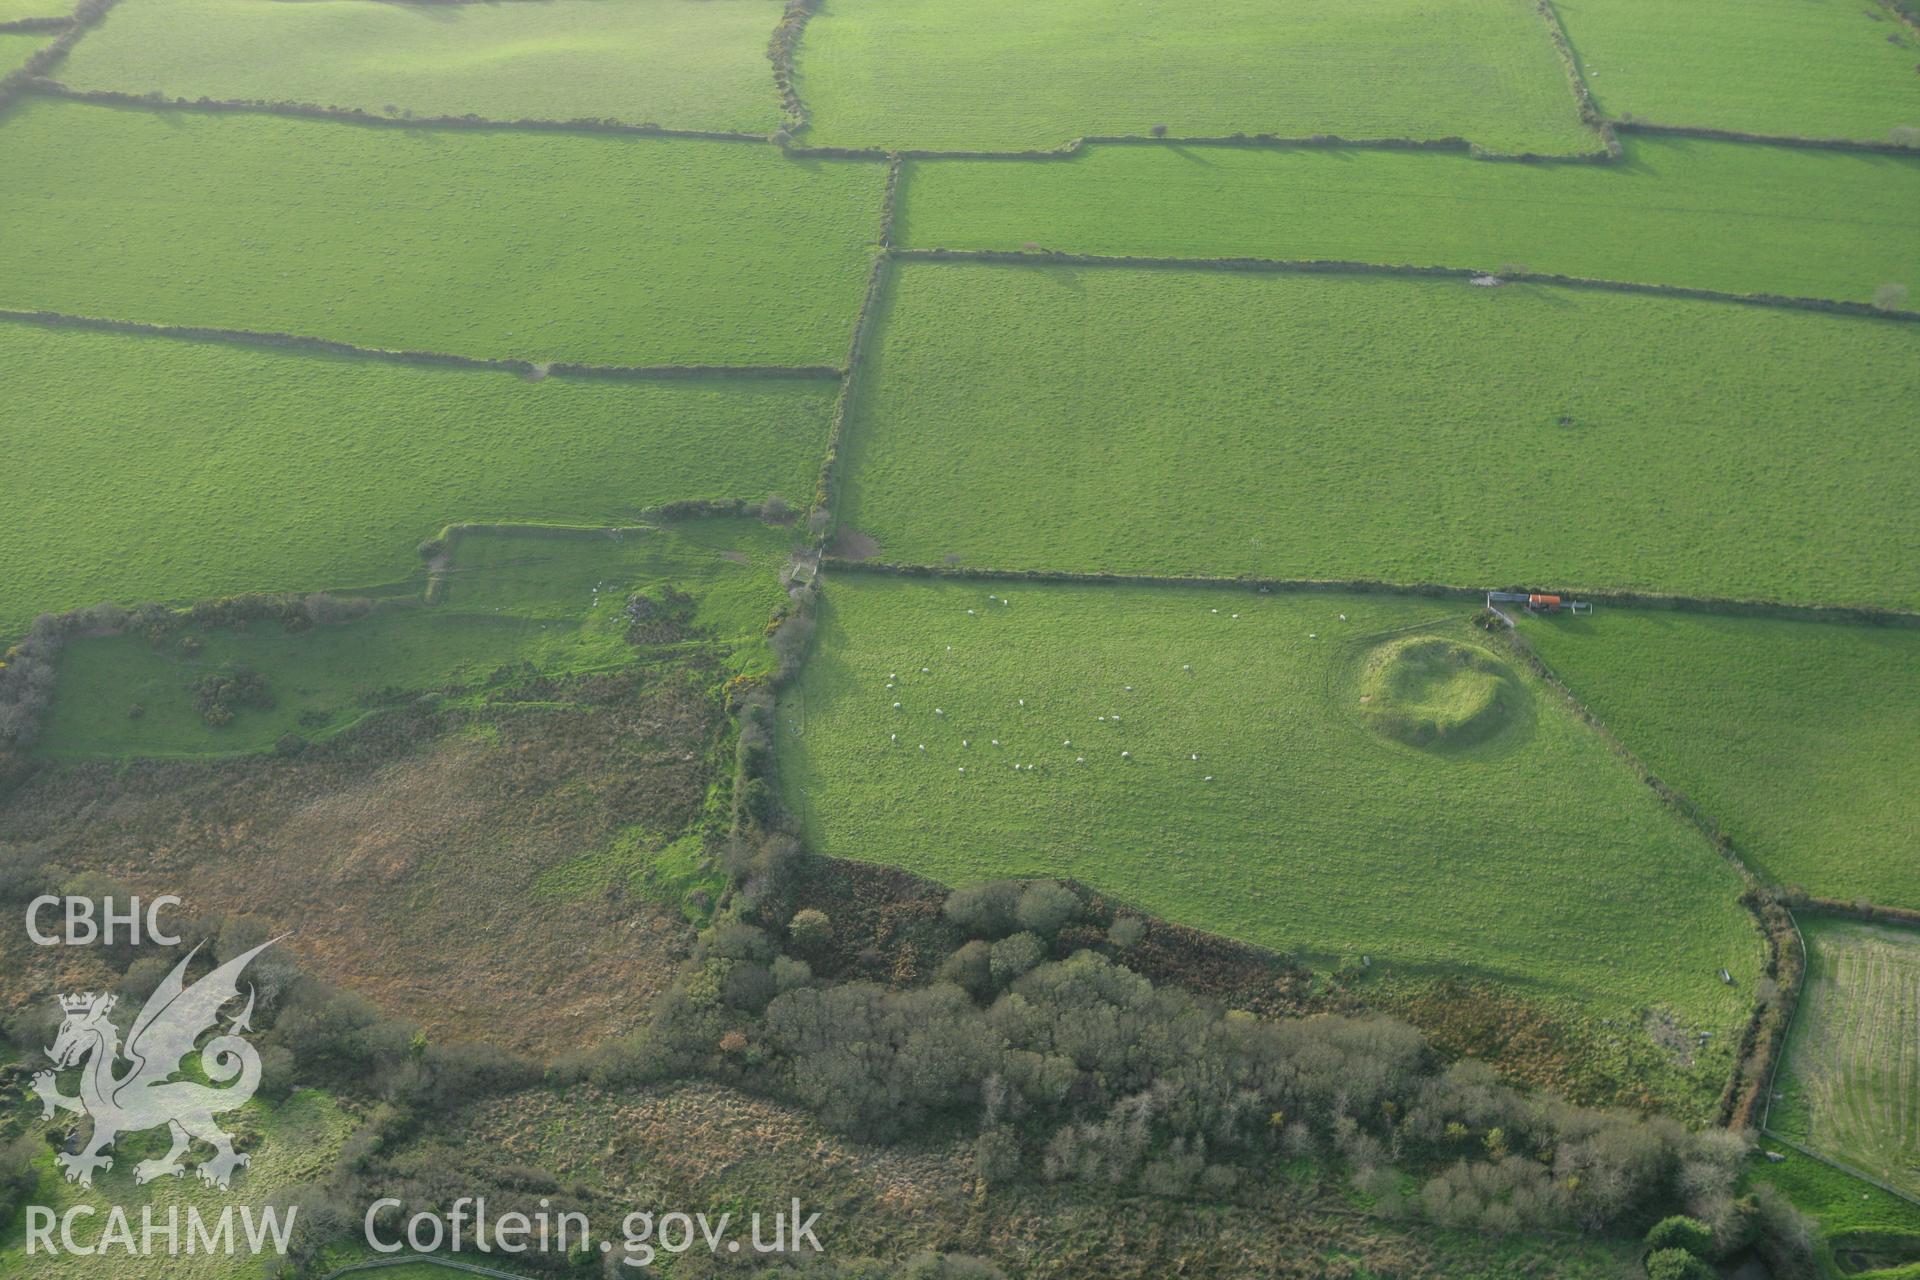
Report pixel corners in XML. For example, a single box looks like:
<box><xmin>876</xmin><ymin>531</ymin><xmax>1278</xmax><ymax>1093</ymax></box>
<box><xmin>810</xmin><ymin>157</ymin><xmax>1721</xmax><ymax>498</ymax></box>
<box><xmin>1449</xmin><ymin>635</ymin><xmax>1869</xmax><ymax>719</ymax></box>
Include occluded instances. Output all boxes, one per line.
<box><xmin>0</xmin><ymin>16</ymin><xmax>69</xmax><ymax>33</ymax></box>
<box><xmin>811</xmin><ymin>154</ymin><xmax>901</xmax><ymax>512</ymax></box>
<box><xmin>891</xmin><ymin>248</ymin><xmax>1920</xmax><ymax>323</ymax></box>
<box><xmin>31</xmin><ymin>80</ymin><xmax>779</xmax><ymax>144</ymax></box>
<box><xmin>1612</xmin><ymin>118</ymin><xmax>1920</xmax><ymax>157</ymax></box>
<box><xmin>1534</xmin><ymin>0</ymin><xmax>1621</xmax><ymax>159</ymax></box>
<box><xmin>0</xmin><ymin>0</ymin><xmax>110</xmax><ymax>111</ymax></box>
<box><xmin>0</xmin><ymin>308</ymin><xmax>845</xmax><ymax>381</ymax></box>
<box><xmin>814</xmin><ymin>557</ymin><xmax>1920</xmax><ymax>629</ymax></box>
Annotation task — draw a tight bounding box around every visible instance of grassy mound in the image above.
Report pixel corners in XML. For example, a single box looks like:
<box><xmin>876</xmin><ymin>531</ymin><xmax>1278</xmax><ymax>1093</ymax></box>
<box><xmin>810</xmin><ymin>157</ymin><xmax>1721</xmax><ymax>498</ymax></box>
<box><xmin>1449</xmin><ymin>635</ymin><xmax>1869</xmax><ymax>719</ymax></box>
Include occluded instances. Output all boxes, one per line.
<box><xmin>1357</xmin><ymin>636</ymin><xmax>1521</xmax><ymax>748</ymax></box>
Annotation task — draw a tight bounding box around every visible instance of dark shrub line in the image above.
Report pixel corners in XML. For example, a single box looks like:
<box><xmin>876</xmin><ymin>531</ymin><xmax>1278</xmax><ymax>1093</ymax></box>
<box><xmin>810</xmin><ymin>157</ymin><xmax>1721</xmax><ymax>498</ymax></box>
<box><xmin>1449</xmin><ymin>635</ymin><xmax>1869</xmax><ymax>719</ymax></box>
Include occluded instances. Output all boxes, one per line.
<box><xmin>1612</xmin><ymin>118</ymin><xmax>1920</xmax><ymax>156</ymax></box>
<box><xmin>1794</xmin><ymin>897</ymin><xmax>1920</xmax><ymax>928</ymax></box>
<box><xmin>34</xmin><ymin>80</ymin><xmax>780</xmax><ymax>144</ymax></box>
<box><xmin>811</xmin><ymin>156</ymin><xmax>901</xmax><ymax>517</ymax></box>
<box><xmin>0</xmin><ymin>307</ymin><xmax>843</xmax><ymax>381</ymax></box>
<box><xmin>790</xmin><ymin>130</ymin><xmax>1616</xmax><ymax>163</ymax></box>
<box><xmin>895</xmin><ymin>248</ymin><xmax>1920</xmax><ymax>322</ymax></box>
<box><xmin>767</xmin><ymin>0</ymin><xmax>816</xmax><ymax>137</ymax></box>
<box><xmin>0</xmin><ymin>0</ymin><xmax>112</xmax><ymax>112</ymax></box>
<box><xmin>819</xmin><ymin>558</ymin><xmax>1920</xmax><ymax>628</ymax></box>
<box><xmin>1534</xmin><ymin>0</ymin><xmax>1623</xmax><ymax>159</ymax></box>
<box><xmin>0</xmin><ymin>17</ymin><xmax>71</xmax><ymax>33</ymax></box>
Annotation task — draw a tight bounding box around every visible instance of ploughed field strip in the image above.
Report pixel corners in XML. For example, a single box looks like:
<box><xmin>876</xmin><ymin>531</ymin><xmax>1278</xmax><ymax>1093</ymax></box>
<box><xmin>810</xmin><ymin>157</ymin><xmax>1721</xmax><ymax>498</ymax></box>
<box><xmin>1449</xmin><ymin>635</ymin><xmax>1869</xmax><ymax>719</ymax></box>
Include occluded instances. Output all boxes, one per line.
<box><xmin>0</xmin><ymin>318</ymin><xmax>834</xmax><ymax>635</ymax></box>
<box><xmin>37</xmin><ymin>519</ymin><xmax>793</xmax><ymax>759</ymax></box>
<box><xmin>0</xmin><ymin>98</ymin><xmax>886</xmax><ymax>367</ymax></box>
<box><xmin>1552</xmin><ymin>0</ymin><xmax>1920</xmax><ymax>142</ymax></box>
<box><xmin>899</xmin><ymin>136</ymin><xmax>1920</xmax><ymax>305</ymax></box>
<box><xmin>777</xmin><ymin>573</ymin><xmax>1761</xmax><ymax>1035</ymax></box>
<box><xmin>793</xmin><ymin>0</ymin><xmax>1599</xmax><ymax>155</ymax></box>
<box><xmin>56</xmin><ymin>0</ymin><xmax>789</xmax><ymax>135</ymax></box>
<box><xmin>1520</xmin><ymin>611</ymin><xmax>1920</xmax><ymax>912</ymax></box>
<box><xmin>836</xmin><ymin>261</ymin><xmax>1920</xmax><ymax>610</ymax></box>
<box><xmin>1772</xmin><ymin>919</ymin><xmax>1920</xmax><ymax>1199</ymax></box>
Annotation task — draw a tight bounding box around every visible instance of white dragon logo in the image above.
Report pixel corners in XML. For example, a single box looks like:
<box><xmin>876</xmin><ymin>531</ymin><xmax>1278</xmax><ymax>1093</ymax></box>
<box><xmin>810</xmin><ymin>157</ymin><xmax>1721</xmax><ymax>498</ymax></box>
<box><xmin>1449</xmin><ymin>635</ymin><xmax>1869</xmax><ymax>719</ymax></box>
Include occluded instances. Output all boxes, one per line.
<box><xmin>31</xmin><ymin>939</ymin><xmax>277</xmax><ymax>1191</ymax></box>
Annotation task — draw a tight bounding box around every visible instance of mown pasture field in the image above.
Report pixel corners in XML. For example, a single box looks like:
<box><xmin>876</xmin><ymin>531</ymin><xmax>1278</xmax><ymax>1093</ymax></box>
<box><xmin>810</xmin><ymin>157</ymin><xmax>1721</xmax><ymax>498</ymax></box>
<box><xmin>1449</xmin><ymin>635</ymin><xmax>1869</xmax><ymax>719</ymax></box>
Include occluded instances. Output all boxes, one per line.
<box><xmin>1519</xmin><ymin>611</ymin><xmax>1920</xmax><ymax>910</ymax></box>
<box><xmin>0</xmin><ymin>0</ymin><xmax>64</xmax><ymax>19</ymax></box>
<box><xmin>795</xmin><ymin>0</ymin><xmax>1597</xmax><ymax>155</ymax></box>
<box><xmin>899</xmin><ymin>137</ymin><xmax>1920</xmax><ymax>304</ymax></box>
<box><xmin>0</xmin><ymin>99</ymin><xmax>886</xmax><ymax>366</ymax></box>
<box><xmin>777</xmin><ymin>573</ymin><xmax>1760</xmax><ymax>1037</ymax></box>
<box><xmin>836</xmin><ymin>261</ymin><xmax>1920</xmax><ymax>608</ymax></box>
<box><xmin>0</xmin><ymin>1089</ymin><xmax>353</xmax><ymax>1280</ymax></box>
<box><xmin>0</xmin><ymin>319</ymin><xmax>832</xmax><ymax>637</ymax></box>
<box><xmin>1772</xmin><ymin>919</ymin><xmax>1920</xmax><ymax>1200</ymax></box>
<box><xmin>34</xmin><ymin>519</ymin><xmax>795</xmax><ymax>758</ymax></box>
<box><xmin>1554</xmin><ymin>0</ymin><xmax>1920</xmax><ymax>142</ymax></box>
<box><xmin>59</xmin><ymin>0</ymin><xmax>787</xmax><ymax>135</ymax></box>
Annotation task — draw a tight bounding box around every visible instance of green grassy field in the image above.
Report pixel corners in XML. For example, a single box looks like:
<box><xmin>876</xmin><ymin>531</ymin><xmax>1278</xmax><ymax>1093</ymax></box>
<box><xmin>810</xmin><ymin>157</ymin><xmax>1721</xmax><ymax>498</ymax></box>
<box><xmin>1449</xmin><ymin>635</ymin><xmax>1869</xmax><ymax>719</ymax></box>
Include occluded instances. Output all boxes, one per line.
<box><xmin>0</xmin><ymin>1089</ymin><xmax>354</xmax><ymax>1280</ymax></box>
<box><xmin>1771</xmin><ymin>919</ymin><xmax>1920</xmax><ymax>1199</ymax></box>
<box><xmin>59</xmin><ymin>0</ymin><xmax>787</xmax><ymax>134</ymax></box>
<box><xmin>0</xmin><ymin>98</ymin><xmax>885</xmax><ymax>366</ymax></box>
<box><xmin>899</xmin><ymin>137</ymin><xmax>1920</xmax><ymax>304</ymax></box>
<box><xmin>0</xmin><ymin>319</ymin><xmax>831</xmax><ymax>638</ymax></box>
<box><xmin>36</xmin><ymin>519</ymin><xmax>794</xmax><ymax>758</ymax></box>
<box><xmin>0</xmin><ymin>28</ymin><xmax>47</xmax><ymax>70</ymax></box>
<box><xmin>1554</xmin><ymin>0</ymin><xmax>1920</xmax><ymax>142</ymax></box>
<box><xmin>0</xmin><ymin>0</ymin><xmax>64</xmax><ymax>19</ymax></box>
<box><xmin>778</xmin><ymin>573</ymin><xmax>1760</xmax><ymax>1035</ymax></box>
<box><xmin>1518</xmin><ymin>611</ymin><xmax>1920</xmax><ymax>909</ymax></box>
<box><xmin>836</xmin><ymin>261</ymin><xmax>1920</xmax><ymax>608</ymax></box>
<box><xmin>795</xmin><ymin>0</ymin><xmax>1597</xmax><ymax>155</ymax></box>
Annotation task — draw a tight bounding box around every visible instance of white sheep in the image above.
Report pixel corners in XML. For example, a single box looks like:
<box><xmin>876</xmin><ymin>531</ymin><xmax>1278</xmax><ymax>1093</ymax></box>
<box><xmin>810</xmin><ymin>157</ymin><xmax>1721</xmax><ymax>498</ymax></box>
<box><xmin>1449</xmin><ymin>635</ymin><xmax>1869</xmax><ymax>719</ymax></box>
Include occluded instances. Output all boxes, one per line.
<box><xmin>934</xmin><ymin>708</ymin><xmax>944</xmax><ymax>716</ymax></box>
<box><xmin>1063</xmin><ymin>739</ymin><xmax>1072</xmax><ymax>746</ymax></box>
<box><xmin>1121</xmin><ymin>751</ymin><xmax>1131</xmax><ymax>759</ymax></box>
<box><xmin>893</xmin><ymin>701</ymin><xmax>902</xmax><ymax>709</ymax></box>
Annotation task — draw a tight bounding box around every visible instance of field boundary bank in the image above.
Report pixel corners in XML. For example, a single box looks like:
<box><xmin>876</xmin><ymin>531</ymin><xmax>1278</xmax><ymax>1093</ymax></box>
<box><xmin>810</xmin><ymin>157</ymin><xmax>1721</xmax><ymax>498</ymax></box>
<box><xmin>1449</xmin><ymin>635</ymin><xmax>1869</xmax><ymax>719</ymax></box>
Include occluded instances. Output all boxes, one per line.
<box><xmin>892</xmin><ymin>249</ymin><xmax>1920</xmax><ymax>323</ymax></box>
<box><xmin>31</xmin><ymin>80</ymin><xmax>783</xmax><ymax>144</ymax></box>
<box><xmin>812</xmin><ymin>156</ymin><xmax>900</xmax><ymax>512</ymax></box>
<box><xmin>1796</xmin><ymin>899</ymin><xmax>1920</xmax><ymax>929</ymax></box>
<box><xmin>0</xmin><ymin>16</ymin><xmax>69</xmax><ymax>32</ymax></box>
<box><xmin>1758</xmin><ymin>1130</ymin><xmax>1920</xmax><ymax>1210</ymax></box>
<box><xmin>0</xmin><ymin>308</ymin><xmax>844</xmax><ymax>381</ymax></box>
<box><xmin>816</xmin><ymin>559</ymin><xmax>1920</xmax><ymax>627</ymax></box>
<box><xmin>0</xmin><ymin>0</ymin><xmax>112</xmax><ymax>112</ymax></box>
<box><xmin>1534</xmin><ymin>0</ymin><xmax>1622</xmax><ymax>159</ymax></box>
<box><xmin>790</xmin><ymin>130</ymin><xmax>1617</xmax><ymax>164</ymax></box>
<box><xmin>1612</xmin><ymin>118</ymin><xmax>1920</xmax><ymax>157</ymax></box>
<box><xmin>1496</xmin><ymin>626</ymin><xmax>1801</xmax><ymax>1132</ymax></box>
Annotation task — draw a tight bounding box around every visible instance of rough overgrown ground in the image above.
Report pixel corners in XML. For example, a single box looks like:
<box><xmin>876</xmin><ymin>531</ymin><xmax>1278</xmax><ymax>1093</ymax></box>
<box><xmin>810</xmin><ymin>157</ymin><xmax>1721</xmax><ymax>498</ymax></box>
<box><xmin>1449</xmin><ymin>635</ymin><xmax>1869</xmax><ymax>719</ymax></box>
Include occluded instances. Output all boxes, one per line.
<box><xmin>387</xmin><ymin>1080</ymin><xmax>1641</xmax><ymax>1278</ymax></box>
<box><xmin>3</xmin><ymin>521</ymin><xmax>794</xmax><ymax>1052</ymax></box>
